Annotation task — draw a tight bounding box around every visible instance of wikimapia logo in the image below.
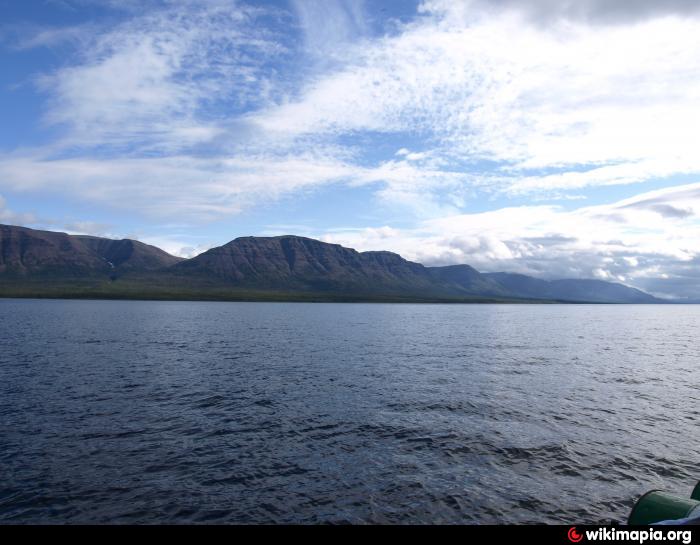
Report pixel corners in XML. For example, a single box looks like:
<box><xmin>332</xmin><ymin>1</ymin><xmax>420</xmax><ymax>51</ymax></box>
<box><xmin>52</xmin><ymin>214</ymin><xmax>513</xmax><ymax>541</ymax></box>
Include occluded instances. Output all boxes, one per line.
<box><xmin>567</xmin><ymin>527</ymin><xmax>692</xmax><ymax>544</ymax></box>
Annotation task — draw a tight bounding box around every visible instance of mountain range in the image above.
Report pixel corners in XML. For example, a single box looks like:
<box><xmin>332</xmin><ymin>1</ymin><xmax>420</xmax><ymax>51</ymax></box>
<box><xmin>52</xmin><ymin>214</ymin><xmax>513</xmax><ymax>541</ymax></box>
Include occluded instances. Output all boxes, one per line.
<box><xmin>0</xmin><ymin>223</ymin><xmax>663</xmax><ymax>303</ymax></box>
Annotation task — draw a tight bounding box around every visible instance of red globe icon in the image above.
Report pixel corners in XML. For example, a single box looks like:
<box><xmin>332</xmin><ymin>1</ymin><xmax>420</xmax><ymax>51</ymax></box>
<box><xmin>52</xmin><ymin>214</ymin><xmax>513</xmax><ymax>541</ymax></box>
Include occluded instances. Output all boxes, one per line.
<box><xmin>568</xmin><ymin>527</ymin><xmax>584</xmax><ymax>543</ymax></box>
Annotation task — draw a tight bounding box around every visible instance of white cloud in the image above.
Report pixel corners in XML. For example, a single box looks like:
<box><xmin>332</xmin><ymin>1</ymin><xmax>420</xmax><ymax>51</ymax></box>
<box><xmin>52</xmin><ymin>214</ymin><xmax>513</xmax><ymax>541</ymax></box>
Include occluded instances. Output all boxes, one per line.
<box><xmin>0</xmin><ymin>152</ymin><xmax>368</xmax><ymax>219</ymax></box>
<box><xmin>435</xmin><ymin>0</ymin><xmax>700</xmax><ymax>25</ymax></box>
<box><xmin>251</xmin><ymin>3</ymin><xmax>700</xmax><ymax>196</ymax></box>
<box><xmin>36</xmin><ymin>0</ymin><xmax>286</xmax><ymax>152</ymax></box>
<box><xmin>5</xmin><ymin>23</ymin><xmax>94</xmax><ymax>50</ymax></box>
<box><xmin>138</xmin><ymin>236</ymin><xmax>215</xmax><ymax>259</ymax></box>
<box><xmin>291</xmin><ymin>0</ymin><xmax>369</xmax><ymax>57</ymax></box>
<box><xmin>7</xmin><ymin>0</ymin><xmax>700</xmax><ymax>217</ymax></box>
<box><xmin>0</xmin><ymin>146</ymin><xmax>479</xmax><ymax>220</ymax></box>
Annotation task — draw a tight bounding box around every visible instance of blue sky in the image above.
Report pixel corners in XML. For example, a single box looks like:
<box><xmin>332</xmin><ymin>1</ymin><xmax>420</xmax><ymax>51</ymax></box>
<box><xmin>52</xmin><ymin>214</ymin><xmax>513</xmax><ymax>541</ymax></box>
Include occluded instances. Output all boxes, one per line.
<box><xmin>2</xmin><ymin>0</ymin><xmax>700</xmax><ymax>297</ymax></box>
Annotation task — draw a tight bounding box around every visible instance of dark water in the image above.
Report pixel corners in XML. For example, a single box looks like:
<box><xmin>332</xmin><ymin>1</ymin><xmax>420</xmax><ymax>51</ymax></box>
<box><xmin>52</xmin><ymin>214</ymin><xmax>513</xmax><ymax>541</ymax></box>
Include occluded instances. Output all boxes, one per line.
<box><xmin>1</xmin><ymin>300</ymin><xmax>699</xmax><ymax>524</ymax></box>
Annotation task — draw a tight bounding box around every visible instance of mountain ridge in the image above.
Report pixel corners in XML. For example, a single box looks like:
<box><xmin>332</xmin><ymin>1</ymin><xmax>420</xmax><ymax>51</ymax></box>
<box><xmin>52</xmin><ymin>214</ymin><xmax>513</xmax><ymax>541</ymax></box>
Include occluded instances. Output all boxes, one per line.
<box><xmin>484</xmin><ymin>272</ymin><xmax>658</xmax><ymax>304</ymax></box>
<box><xmin>0</xmin><ymin>224</ymin><xmax>666</xmax><ymax>303</ymax></box>
<box><xmin>0</xmin><ymin>224</ymin><xmax>182</xmax><ymax>278</ymax></box>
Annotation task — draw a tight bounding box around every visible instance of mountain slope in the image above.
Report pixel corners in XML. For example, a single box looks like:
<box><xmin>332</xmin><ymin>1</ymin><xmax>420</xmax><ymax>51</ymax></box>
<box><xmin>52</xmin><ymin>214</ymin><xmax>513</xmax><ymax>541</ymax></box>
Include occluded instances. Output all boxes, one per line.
<box><xmin>74</xmin><ymin>235</ymin><xmax>183</xmax><ymax>271</ymax></box>
<box><xmin>547</xmin><ymin>278</ymin><xmax>658</xmax><ymax>303</ymax></box>
<box><xmin>428</xmin><ymin>264</ymin><xmax>509</xmax><ymax>296</ymax></box>
<box><xmin>484</xmin><ymin>272</ymin><xmax>658</xmax><ymax>303</ymax></box>
<box><xmin>0</xmin><ymin>224</ymin><xmax>182</xmax><ymax>277</ymax></box>
<box><xmin>1</xmin><ymin>224</ymin><xmax>102</xmax><ymax>276</ymax></box>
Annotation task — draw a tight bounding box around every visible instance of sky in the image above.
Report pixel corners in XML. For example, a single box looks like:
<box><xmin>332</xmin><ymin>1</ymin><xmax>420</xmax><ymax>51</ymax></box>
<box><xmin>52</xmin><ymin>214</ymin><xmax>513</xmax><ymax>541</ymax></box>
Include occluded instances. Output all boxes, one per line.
<box><xmin>2</xmin><ymin>0</ymin><xmax>700</xmax><ymax>298</ymax></box>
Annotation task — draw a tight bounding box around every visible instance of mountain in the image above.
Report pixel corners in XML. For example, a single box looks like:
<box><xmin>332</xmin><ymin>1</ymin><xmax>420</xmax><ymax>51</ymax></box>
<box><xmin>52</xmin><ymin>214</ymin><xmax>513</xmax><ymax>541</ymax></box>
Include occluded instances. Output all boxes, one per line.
<box><xmin>428</xmin><ymin>264</ymin><xmax>508</xmax><ymax>296</ymax></box>
<box><xmin>74</xmin><ymin>235</ymin><xmax>183</xmax><ymax>272</ymax></box>
<box><xmin>0</xmin><ymin>224</ymin><xmax>664</xmax><ymax>303</ymax></box>
<box><xmin>170</xmin><ymin>235</ymin><xmax>508</xmax><ymax>298</ymax></box>
<box><xmin>170</xmin><ymin>236</ymin><xmax>656</xmax><ymax>302</ymax></box>
<box><xmin>484</xmin><ymin>272</ymin><xmax>658</xmax><ymax>303</ymax></box>
<box><xmin>0</xmin><ymin>224</ymin><xmax>182</xmax><ymax>278</ymax></box>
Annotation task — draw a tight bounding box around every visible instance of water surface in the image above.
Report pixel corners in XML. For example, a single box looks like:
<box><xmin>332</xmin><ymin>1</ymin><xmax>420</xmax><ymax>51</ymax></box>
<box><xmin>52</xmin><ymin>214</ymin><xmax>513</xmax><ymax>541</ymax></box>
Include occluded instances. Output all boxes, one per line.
<box><xmin>1</xmin><ymin>300</ymin><xmax>698</xmax><ymax>524</ymax></box>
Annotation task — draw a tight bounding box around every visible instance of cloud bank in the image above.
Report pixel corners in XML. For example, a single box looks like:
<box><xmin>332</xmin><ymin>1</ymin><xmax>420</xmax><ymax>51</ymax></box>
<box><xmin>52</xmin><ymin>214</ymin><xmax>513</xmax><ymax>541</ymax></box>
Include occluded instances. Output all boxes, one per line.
<box><xmin>319</xmin><ymin>182</ymin><xmax>700</xmax><ymax>299</ymax></box>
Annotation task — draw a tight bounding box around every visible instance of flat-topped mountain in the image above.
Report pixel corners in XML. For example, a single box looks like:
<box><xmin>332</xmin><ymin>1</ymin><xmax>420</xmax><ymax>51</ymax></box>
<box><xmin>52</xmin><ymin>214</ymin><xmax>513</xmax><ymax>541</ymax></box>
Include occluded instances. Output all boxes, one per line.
<box><xmin>171</xmin><ymin>235</ymin><xmax>508</xmax><ymax>297</ymax></box>
<box><xmin>0</xmin><ymin>224</ymin><xmax>664</xmax><ymax>303</ymax></box>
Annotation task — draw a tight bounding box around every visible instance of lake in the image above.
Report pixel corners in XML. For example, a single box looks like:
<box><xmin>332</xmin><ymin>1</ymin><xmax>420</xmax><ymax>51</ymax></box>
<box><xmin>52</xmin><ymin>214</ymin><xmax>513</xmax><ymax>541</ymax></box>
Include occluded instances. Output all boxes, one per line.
<box><xmin>1</xmin><ymin>299</ymin><xmax>698</xmax><ymax>524</ymax></box>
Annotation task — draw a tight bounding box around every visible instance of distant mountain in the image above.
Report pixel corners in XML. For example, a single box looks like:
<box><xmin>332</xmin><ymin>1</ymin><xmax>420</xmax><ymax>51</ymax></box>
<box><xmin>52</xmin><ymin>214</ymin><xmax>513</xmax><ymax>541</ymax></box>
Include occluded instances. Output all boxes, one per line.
<box><xmin>0</xmin><ymin>224</ymin><xmax>665</xmax><ymax>303</ymax></box>
<box><xmin>484</xmin><ymin>272</ymin><xmax>658</xmax><ymax>303</ymax></box>
<box><xmin>0</xmin><ymin>224</ymin><xmax>182</xmax><ymax>278</ymax></box>
<box><xmin>428</xmin><ymin>264</ymin><xmax>508</xmax><ymax>296</ymax></box>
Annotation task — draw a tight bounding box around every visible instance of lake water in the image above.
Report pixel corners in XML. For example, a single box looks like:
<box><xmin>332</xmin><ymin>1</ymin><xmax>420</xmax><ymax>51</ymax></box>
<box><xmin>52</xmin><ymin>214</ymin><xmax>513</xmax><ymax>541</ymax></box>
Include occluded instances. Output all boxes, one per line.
<box><xmin>1</xmin><ymin>299</ymin><xmax>699</xmax><ymax>524</ymax></box>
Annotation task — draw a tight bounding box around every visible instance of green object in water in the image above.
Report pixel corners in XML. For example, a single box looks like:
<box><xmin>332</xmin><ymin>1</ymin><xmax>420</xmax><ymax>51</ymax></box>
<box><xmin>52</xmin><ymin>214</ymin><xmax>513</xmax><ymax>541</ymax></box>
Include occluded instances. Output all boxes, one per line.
<box><xmin>691</xmin><ymin>481</ymin><xmax>700</xmax><ymax>501</ymax></box>
<box><xmin>629</xmin><ymin>490</ymin><xmax>700</xmax><ymax>525</ymax></box>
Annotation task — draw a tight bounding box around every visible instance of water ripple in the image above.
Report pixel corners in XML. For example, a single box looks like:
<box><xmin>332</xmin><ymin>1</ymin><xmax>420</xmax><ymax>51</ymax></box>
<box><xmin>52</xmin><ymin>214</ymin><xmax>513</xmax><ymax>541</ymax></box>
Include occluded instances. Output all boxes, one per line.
<box><xmin>1</xmin><ymin>300</ymin><xmax>700</xmax><ymax>524</ymax></box>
